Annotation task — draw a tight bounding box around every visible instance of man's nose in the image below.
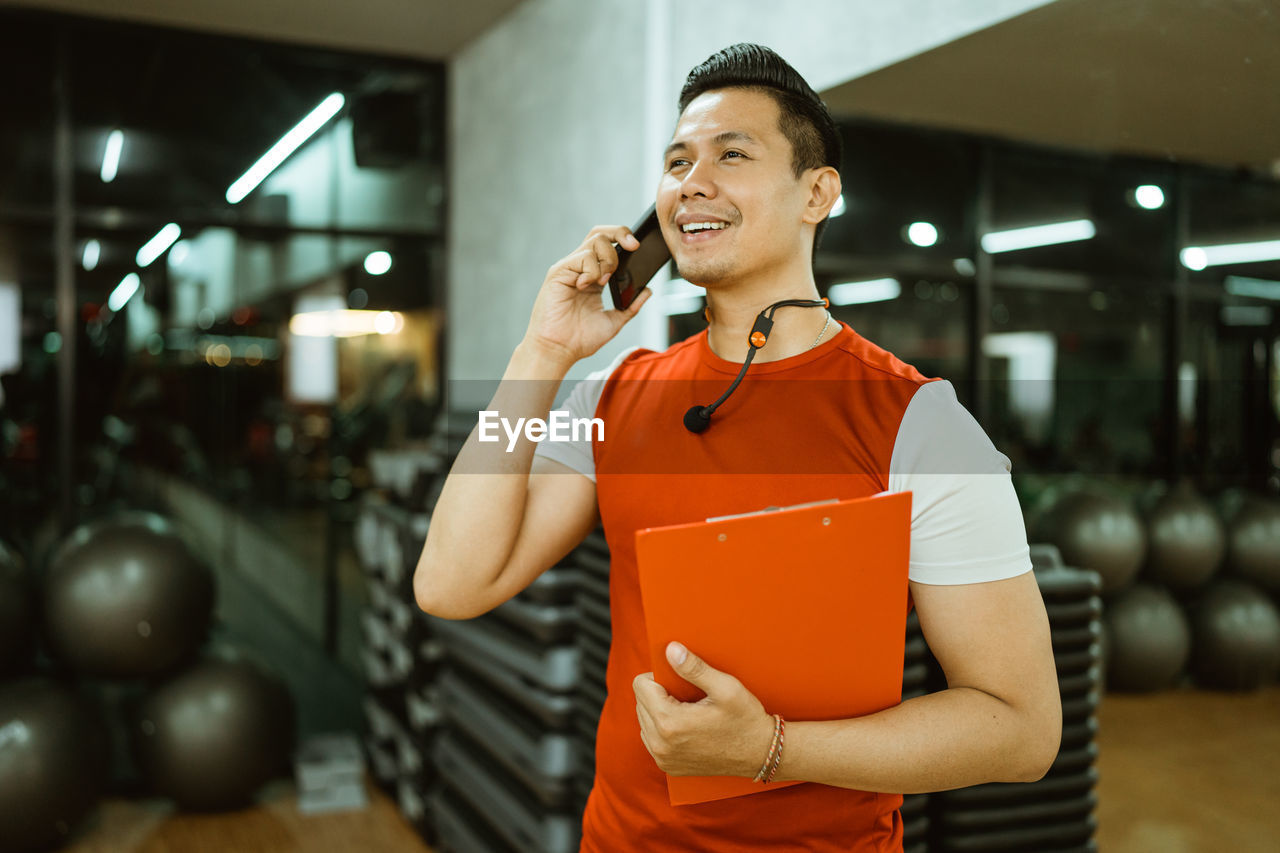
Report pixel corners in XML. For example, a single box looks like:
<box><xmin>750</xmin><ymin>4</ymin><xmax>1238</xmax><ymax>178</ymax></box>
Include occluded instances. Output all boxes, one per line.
<box><xmin>679</xmin><ymin>160</ymin><xmax>716</xmax><ymax>199</ymax></box>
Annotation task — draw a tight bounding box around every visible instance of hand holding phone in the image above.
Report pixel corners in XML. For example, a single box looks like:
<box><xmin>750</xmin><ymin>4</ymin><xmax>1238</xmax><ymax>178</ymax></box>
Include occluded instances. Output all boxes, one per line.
<box><xmin>523</xmin><ymin>217</ymin><xmax>657</xmax><ymax>368</ymax></box>
<box><xmin>609</xmin><ymin>204</ymin><xmax>671</xmax><ymax>311</ymax></box>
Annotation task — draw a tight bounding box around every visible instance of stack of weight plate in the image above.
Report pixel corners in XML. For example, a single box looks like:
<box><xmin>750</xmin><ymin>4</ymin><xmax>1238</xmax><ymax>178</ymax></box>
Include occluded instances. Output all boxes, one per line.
<box><xmin>569</xmin><ymin>527</ymin><xmax>612</xmax><ymax>813</ymax></box>
<box><xmin>354</xmin><ymin>492</ymin><xmax>447</xmax><ymax>845</ymax></box>
<box><xmin>426</xmin><ymin>560</ymin><xmax>586</xmax><ymax>853</ymax></box>
<box><xmin>901</xmin><ymin>607</ymin><xmax>939</xmax><ymax>853</ymax></box>
<box><xmin>928</xmin><ymin>544</ymin><xmax>1102</xmax><ymax>853</ymax></box>
<box><xmin>368</xmin><ymin>446</ymin><xmax>443</xmax><ymax>508</ymax></box>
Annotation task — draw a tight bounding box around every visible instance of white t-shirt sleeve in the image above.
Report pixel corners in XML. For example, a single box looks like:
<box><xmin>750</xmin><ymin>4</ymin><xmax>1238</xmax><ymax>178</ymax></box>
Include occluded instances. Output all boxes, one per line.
<box><xmin>887</xmin><ymin>380</ymin><xmax>1033</xmax><ymax>585</ymax></box>
<box><xmin>532</xmin><ymin>346</ymin><xmax>641</xmax><ymax>482</ymax></box>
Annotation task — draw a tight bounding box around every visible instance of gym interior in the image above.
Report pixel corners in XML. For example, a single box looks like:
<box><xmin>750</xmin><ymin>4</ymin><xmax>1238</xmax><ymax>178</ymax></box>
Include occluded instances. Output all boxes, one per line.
<box><xmin>0</xmin><ymin>1</ymin><xmax>1277</xmax><ymax>851</ymax></box>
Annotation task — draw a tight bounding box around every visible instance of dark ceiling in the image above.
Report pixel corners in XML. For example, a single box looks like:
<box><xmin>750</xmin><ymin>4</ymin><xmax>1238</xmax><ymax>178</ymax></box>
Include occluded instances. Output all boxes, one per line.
<box><xmin>0</xmin><ymin>8</ymin><xmax>443</xmax><ymax>298</ymax></box>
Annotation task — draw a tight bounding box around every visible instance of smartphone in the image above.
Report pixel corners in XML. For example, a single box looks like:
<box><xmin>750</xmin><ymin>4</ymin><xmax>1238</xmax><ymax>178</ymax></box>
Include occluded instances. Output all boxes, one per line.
<box><xmin>609</xmin><ymin>204</ymin><xmax>671</xmax><ymax>311</ymax></box>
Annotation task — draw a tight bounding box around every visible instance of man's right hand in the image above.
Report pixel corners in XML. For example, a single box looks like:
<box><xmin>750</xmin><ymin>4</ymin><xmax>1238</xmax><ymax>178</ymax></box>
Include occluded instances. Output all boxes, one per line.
<box><xmin>522</xmin><ymin>225</ymin><xmax>654</xmax><ymax>368</ymax></box>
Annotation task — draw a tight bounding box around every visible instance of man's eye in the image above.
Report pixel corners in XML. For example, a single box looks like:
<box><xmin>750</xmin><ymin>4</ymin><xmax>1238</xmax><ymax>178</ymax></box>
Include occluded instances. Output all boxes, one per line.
<box><xmin>724</xmin><ymin>150</ymin><xmax>744</xmax><ymax>159</ymax></box>
<box><xmin>667</xmin><ymin>158</ymin><xmax>688</xmax><ymax>170</ymax></box>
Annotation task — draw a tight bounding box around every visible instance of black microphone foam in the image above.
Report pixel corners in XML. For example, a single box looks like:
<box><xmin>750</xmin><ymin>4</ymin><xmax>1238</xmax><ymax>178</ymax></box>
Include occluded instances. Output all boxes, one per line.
<box><xmin>683</xmin><ymin>405</ymin><xmax>712</xmax><ymax>434</ymax></box>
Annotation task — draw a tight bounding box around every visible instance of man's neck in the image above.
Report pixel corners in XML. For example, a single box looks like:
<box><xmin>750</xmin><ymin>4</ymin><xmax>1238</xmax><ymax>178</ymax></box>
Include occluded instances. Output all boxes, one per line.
<box><xmin>703</xmin><ymin>286</ymin><xmax>834</xmax><ymax>363</ymax></box>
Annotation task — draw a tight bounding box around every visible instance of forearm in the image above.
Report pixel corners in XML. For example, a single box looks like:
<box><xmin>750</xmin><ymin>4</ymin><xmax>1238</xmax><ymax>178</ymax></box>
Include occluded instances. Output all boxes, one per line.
<box><xmin>414</xmin><ymin>341</ymin><xmax>571</xmax><ymax>615</ymax></box>
<box><xmin>772</xmin><ymin>686</ymin><xmax>1054</xmax><ymax>793</ymax></box>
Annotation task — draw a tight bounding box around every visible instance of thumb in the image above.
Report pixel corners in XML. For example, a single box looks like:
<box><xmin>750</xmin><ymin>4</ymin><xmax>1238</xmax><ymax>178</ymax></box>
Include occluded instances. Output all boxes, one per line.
<box><xmin>667</xmin><ymin>641</ymin><xmax>726</xmax><ymax>694</ymax></box>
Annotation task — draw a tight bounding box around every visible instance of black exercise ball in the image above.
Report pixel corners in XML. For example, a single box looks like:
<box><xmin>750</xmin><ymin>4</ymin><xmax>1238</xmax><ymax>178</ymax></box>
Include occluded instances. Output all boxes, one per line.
<box><xmin>1144</xmin><ymin>485</ymin><xmax>1225</xmax><ymax>592</ymax></box>
<box><xmin>1224</xmin><ymin>498</ymin><xmax>1280</xmax><ymax>594</ymax></box>
<box><xmin>42</xmin><ymin>512</ymin><xmax>215</xmax><ymax>678</ymax></box>
<box><xmin>1103</xmin><ymin>583</ymin><xmax>1190</xmax><ymax>692</ymax></box>
<box><xmin>133</xmin><ymin>656</ymin><xmax>295</xmax><ymax>811</ymax></box>
<box><xmin>1190</xmin><ymin>579</ymin><xmax>1280</xmax><ymax>690</ymax></box>
<box><xmin>0</xmin><ymin>679</ymin><xmax>109</xmax><ymax>852</ymax></box>
<box><xmin>1045</xmin><ymin>491</ymin><xmax>1147</xmax><ymax>594</ymax></box>
<box><xmin>0</xmin><ymin>541</ymin><xmax>35</xmax><ymax>675</ymax></box>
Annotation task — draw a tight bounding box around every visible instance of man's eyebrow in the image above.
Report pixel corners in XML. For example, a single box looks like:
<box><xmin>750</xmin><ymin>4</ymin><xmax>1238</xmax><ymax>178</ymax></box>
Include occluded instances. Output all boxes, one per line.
<box><xmin>663</xmin><ymin>131</ymin><xmax>760</xmax><ymax>161</ymax></box>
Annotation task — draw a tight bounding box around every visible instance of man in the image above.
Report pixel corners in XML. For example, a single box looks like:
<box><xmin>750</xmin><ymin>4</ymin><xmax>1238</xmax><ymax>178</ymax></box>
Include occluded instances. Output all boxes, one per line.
<box><xmin>416</xmin><ymin>43</ymin><xmax>1061</xmax><ymax>852</ymax></box>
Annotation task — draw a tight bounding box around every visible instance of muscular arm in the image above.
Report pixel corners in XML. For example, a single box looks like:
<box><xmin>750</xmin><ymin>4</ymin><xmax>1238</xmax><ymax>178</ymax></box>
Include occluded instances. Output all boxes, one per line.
<box><xmin>772</xmin><ymin>571</ymin><xmax>1062</xmax><ymax>792</ymax></box>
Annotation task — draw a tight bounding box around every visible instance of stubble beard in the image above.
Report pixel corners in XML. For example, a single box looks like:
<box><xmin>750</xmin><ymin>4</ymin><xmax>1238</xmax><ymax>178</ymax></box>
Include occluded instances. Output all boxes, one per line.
<box><xmin>675</xmin><ymin>254</ymin><xmax>736</xmax><ymax>289</ymax></box>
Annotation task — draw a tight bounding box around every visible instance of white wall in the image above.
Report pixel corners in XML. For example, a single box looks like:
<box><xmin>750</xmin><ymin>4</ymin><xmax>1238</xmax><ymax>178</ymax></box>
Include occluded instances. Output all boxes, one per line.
<box><xmin>446</xmin><ymin>0</ymin><xmax>1058</xmax><ymax>396</ymax></box>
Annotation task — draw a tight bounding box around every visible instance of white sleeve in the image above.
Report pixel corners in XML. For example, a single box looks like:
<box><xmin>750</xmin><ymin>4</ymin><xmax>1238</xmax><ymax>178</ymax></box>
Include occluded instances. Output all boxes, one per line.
<box><xmin>532</xmin><ymin>346</ymin><xmax>641</xmax><ymax>483</ymax></box>
<box><xmin>887</xmin><ymin>380</ymin><xmax>1033</xmax><ymax>585</ymax></box>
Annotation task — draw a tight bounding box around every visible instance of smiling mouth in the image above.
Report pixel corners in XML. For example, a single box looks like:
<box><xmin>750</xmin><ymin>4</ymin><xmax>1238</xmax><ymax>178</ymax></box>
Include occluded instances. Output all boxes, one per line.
<box><xmin>678</xmin><ymin>223</ymin><xmax>731</xmax><ymax>243</ymax></box>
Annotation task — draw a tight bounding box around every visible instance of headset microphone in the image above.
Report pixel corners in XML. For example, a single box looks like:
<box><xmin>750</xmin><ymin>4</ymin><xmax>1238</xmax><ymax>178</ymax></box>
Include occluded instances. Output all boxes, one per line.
<box><xmin>683</xmin><ymin>297</ymin><xmax>829</xmax><ymax>434</ymax></box>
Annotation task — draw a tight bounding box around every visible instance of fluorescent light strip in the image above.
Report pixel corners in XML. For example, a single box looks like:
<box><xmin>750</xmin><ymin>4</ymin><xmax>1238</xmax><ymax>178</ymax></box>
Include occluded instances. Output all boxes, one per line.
<box><xmin>981</xmin><ymin>219</ymin><xmax>1096</xmax><ymax>254</ymax></box>
<box><xmin>1181</xmin><ymin>239</ymin><xmax>1280</xmax><ymax>269</ymax></box>
<box><xmin>82</xmin><ymin>239</ymin><xmax>100</xmax><ymax>271</ymax></box>
<box><xmin>101</xmin><ymin>130</ymin><xmax>123</xmax><ymax>183</ymax></box>
<box><xmin>226</xmin><ymin>93</ymin><xmax>346</xmax><ymax>204</ymax></box>
<box><xmin>1224</xmin><ymin>276</ymin><xmax>1280</xmax><ymax>301</ymax></box>
<box><xmin>136</xmin><ymin>223</ymin><xmax>181</xmax><ymax>267</ymax></box>
<box><xmin>828</xmin><ymin>277</ymin><xmax>901</xmax><ymax>306</ymax></box>
<box><xmin>289</xmin><ymin>309</ymin><xmax>403</xmax><ymax>337</ymax></box>
<box><xmin>1221</xmin><ymin>305</ymin><xmax>1273</xmax><ymax>326</ymax></box>
<box><xmin>108</xmin><ymin>273</ymin><xmax>140</xmax><ymax>312</ymax></box>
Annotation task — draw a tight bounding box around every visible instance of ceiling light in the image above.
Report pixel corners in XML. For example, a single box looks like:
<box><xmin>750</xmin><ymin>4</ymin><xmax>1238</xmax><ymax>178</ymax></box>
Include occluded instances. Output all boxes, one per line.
<box><xmin>1221</xmin><ymin>305</ymin><xmax>1273</xmax><ymax>326</ymax></box>
<box><xmin>1180</xmin><ymin>248</ymin><xmax>1207</xmax><ymax>271</ymax></box>
<box><xmin>981</xmin><ymin>220</ymin><xmax>1096</xmax><ymax>254</ymax></box>
<box><xmin>226</xmin><ymin>93</ymin><xmax>345</xmax><ymax>204</ymax></box>
<box><xmin>1134</xmin><ymin>185</ymin><xmax>1165</xmax><ymax>210</ymax></box>
<box><xmin>169</xmin><ymin>240</ymin><xmax>191</xmax><ymax>268</ymax></box>
<box><xmin>364</xmin><ymin>251</ymin><xmax>392</xmax><ymax>275</ymax></box>
<box><xmin>82</xmin><ymin>239</ymin><xmax>100</xmax><ymax>271</ymax></box>
<box><xmin>1181</xmin><ymin>239</ymin><xmax>1280</xmax><ymax>269</ymax></box>
<box><xmin>828</xmin><ymin>278</ymin><xmax>901</xmax><ymax>306</ymax></box>
<box><xmin>1224</xmin><ymin>276</ymin><xmax>1280</xmax><ymax>301</ymax></box>
<box><xmin>101</xmin><ymin>130</ymin><xmax>123</xmax><ymax>183</ymax></box>
<box><xmin>374</xmin><ymin>311</ymin><xmax>402</xmax><ymax>335</ymax></box>
<box><xmin>290</xmin><ymin>309</ymin><xmax>403</xmax><ymax>338</ymax></box>
<box><xmin>829</xmin><ymin>195</ymin><xmax>846</xmax><ymax>218</ymax></box>
<box><xmin>906</xmin><ymin>222</ymin><xmax>938</xmax><ymax>247</ymax></box>
<box><xmin>108</xmin><ymin>273</ymin><xmax>141</xmax><ymax>312</ymax></box>
<box><xmin>136</xmin><ymin>223</ymin><xmax>181</xmax><ymax>267</ymax></box>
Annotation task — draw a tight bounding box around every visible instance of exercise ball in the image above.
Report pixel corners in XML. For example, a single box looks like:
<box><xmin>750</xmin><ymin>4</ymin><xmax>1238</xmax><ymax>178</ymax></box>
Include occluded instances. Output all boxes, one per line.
<box><xmin>133</xmin><ymin>656</ymin><xmax>295</xmax><ymax>811</ymax></box>
<box><xmin>0</xmin><ymin>679</ymin><xmax>109</xmax><ymax>852</ymax></box>
<box><xmin>42</xmin><ymin>512</ymin><xmax>214</xmax><ymax>678</ymax></box>
<box><xmin>1224</xmin><ymin>498</ymin><xmax>1280</xmax><ymax>594</ymax></box>
<box><xmin>1103</xmin><ymin>583</ymin><xmax>1190</xmax><ymax>692</ymax></box>
<box><xmin>1190</xmin><ymin>579</ymin><xmax>1280</xmax><ymax>690</ymax></box>
<box><xmin>0</xmin><ymin>541</ymin><xmax>34</xmax><ymax>675</ymax></box>
<box><xmin>1144</xmin><ymin>485</ymin><xmax>1225</xmax><ymax>592</ymax></box>
<box><xmin>1045</xmin><ymin>491</ymin><xmax>1147</xmax><ymax>594</ymax></box>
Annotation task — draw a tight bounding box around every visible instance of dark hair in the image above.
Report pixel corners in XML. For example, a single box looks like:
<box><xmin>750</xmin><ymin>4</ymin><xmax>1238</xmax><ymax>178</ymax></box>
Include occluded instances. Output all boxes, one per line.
<box><xmin>677</xmin><ymin>43</ymin><xmax>842</xmax><ymax>261</ymax></box>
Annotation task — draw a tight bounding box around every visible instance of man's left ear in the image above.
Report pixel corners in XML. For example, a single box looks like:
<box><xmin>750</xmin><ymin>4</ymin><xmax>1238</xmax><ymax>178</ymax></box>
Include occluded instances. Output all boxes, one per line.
<box><xmin>805</xmin><ymin>167</ymin><xmax>841</xmax><ymax>224</ymax></box>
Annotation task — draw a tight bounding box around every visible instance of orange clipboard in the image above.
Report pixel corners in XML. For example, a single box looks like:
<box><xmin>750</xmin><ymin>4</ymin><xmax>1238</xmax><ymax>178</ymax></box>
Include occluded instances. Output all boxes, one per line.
<box><xmin>635</xmin><ymin>490</ymin><xmax>911</xmax><ymax>806</ymax></box>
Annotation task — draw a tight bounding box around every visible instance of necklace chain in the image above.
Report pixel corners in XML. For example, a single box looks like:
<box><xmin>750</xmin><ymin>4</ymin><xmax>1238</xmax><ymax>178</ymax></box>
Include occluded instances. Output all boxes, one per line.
<box><xmin>809</xmin><ymin>312</ymin><xmax>832</xmax><ymax>351</ymax></box>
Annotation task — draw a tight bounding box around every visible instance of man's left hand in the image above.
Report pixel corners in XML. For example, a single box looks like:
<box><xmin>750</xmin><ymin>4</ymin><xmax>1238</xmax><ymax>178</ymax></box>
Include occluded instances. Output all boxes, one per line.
<box><xmin>633</xmin><ymin>641</ymin><xmax>776</xmax><ymax>778</ymax></box>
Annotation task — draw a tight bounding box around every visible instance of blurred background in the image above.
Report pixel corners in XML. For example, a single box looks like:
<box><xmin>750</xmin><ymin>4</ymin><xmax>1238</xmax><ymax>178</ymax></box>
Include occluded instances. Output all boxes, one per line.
<box><xmin>0</xmin><ymin>0</ymin><xmax>1276</xmax><ymax>851</ymax></box>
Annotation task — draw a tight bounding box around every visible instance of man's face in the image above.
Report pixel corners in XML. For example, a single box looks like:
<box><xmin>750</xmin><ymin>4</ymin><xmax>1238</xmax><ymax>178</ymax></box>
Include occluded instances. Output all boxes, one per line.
<box><xmin>656</xmin><ymin>87</ymin><xmax>811</xmax><ymax>288</ymax></box>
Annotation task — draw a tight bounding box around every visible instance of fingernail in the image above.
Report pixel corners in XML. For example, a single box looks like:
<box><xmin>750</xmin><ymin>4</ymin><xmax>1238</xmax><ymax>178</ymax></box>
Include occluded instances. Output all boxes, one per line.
<box><xmin>667</xmin><ymin>642</ymin><xmax>687</xmax><ymax>666</ymax></box>
<box><xmin>601</xmin><ymin>272</ymin><xmax>611</xmax><ymax>285</ymax></box>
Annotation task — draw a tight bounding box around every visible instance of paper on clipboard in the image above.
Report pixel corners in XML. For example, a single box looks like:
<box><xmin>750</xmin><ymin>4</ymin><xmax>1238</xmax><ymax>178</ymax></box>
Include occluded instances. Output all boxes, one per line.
<box><xmin>635</xmin><ymin>490</ymin><xmax>911</xmax><ymax>806</ymax></box>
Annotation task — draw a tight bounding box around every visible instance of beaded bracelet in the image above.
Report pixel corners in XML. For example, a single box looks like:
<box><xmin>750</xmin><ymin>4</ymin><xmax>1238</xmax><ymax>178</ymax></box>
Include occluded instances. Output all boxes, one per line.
<box><xmin>753</xmin><ymin>713</ymin><xmax>784</xmax><ymax>783</ymax></box>
<box><xmin>763</xmin><ymin>717</ymin><xmax>786</xmax><ymax>784</ymax></box>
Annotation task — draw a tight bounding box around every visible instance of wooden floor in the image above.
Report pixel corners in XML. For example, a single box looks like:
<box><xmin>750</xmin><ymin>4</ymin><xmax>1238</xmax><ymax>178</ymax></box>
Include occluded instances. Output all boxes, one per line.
<box><xmin>1095</xmin><ymin>685</ymin><xmax>1280</xmax><ymax>853</ymax></box>
<box><xmin>60</xmin><ymin>687</ymin><xmax>1279</xmax><ymax>852</ymax></box>
<box><xmin>63</xmin><ymin>780</ymin><xmax>432</xmax><ymax>853</ymax></box>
